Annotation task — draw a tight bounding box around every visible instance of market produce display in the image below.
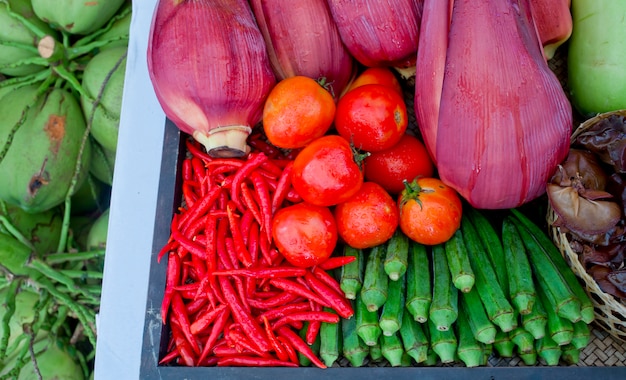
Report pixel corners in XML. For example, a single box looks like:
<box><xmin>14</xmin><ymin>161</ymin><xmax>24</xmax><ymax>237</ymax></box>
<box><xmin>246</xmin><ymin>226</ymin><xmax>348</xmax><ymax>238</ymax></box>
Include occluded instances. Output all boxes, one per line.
<box><xmin>147</xmin><ymin>0</ymin><xmax>625</xmax><ymax>370</ymax></box>
<box><xmin>0</xmin><ymin>0</ymin><xmax>130</xmax><ymax>378</ymax></box>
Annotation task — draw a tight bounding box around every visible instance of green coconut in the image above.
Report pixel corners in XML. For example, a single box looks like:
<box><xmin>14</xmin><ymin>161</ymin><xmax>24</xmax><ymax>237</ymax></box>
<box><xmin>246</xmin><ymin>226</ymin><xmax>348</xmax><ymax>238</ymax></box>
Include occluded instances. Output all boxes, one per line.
<box><xmin>0</xmin><ymin>286</ymin><xmax>48</xmax><ymax>350</ymax></box>
<box><xmin>0</xmin><ymin>85</ymin><xmax>92</xmax><ymax>214</ymax></box>
<box><xmin>86</xmin><ymin>208</ymin><xmax>109</xmax><ymax>251</ymax></box>
<box><xmin>88</xmin><ymin>139</ymin><xmax>116</xmax><ymax>186</ymax></box>
<box><xmin>94</xmin><ymin>1</ymin><xmax>131</xmax><ymax>51</ymax></box>
<box><xmin>0</xmin><ymin>203</ymin><xmax>62</xmax><ymax>255</ymax></box>
<box><xmin>0</xmin><ymin>233</ymin><xmax>37</xmax><ymax>277</ymax></box>
<box><xmin>70</xmin><ymin>174</ymin><xmax>109</xmax><ymax>217</ymax></box>
<box><xmin>81</xmin><ymin>46</ymin><xmax>127</xmax><ymax>153</ymax></box>
<box><xmin>31</xmin><ymin>0</ymin><xmax>126</xmax><ymax>35</ymax></box>
<box><xmin>0</xmin><ymin>0</ymin><xmax>58</xmax><ymax>76</ymax></box>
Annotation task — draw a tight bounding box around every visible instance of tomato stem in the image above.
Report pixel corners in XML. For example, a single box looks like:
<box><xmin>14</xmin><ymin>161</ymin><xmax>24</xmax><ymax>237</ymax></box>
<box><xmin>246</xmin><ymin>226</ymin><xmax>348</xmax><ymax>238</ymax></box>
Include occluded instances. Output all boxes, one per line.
<box><xmin>401</xmin><ymin>179</ymin><xmax>424</xmax><ymax>209</ymax></box>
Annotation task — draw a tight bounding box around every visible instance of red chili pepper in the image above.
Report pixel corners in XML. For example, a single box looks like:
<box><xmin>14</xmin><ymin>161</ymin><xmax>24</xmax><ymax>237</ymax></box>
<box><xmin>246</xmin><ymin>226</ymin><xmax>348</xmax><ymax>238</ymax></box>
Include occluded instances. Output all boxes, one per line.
<box><xmin>269</xmin><ymin>278</ymin><xmax>330</xmax><ymax>308</ymax></box>
<box><xmin>161</xmin><ymin>252</ymin><xmax>181</xmax><ymax>323</ymax></box>
<box><xmin>276</xmin><ymin>326</ymin><xmax>327</xmax><ymax>369</ymax></box>
<box><xmin>178</xmin><ymin>186</ymin><xmax>222</xmax><ymax>233</ymax></box>
<box><xmin>185</xmin><ymin>297</ymin><xmax>207</xmax><ymax>316</ymax></box>
<box><xmin>255</xmin><ymin>302</ymin><xmax>311</xmax><ymax>323</ymax></box>
<box><xmin>211</xmin><ymin>267</ymin><xmax>307</xmax><ymax>278</ymax></box>
<box><xmin>212</xmin><ymin>341</ymin><xmax>251</xmax><ymax>357</ymax></box>
<box><xmin>217</xmin><ymin>356</ymin><xmax>299</xmax><ymax>367</ymax></box>
<box><xmin>218</xmin><ymin>276</ymin><xmax>271</xmax><ymax>352</ymax></box>
<box><xmin>173</xmin><ymin>283</ymin><xmax>200</xmax><ymax>293</ymax></box>
<box><xmin>171</xmin><ymin>228</ymin><xmax>207</xmax><ymax>260</ymax></box>
<box><xmin>247</xmin><ymin>291</ymin><xmax>299</xmax><ymax>310</ymax></box>
<box><xmin>204</xmin><ymin>214</ymin><xmax>217</xmax><ymax>275</ymax></box>
<box><xmin>239</xmin><ymin>209</ymin><xmax>254</xmax><ymax>247</ymax></box>
<box><xmin>230</xmin><ymin>152</ymin><xmax>268</xmax><ymax>213</ymax></box>
<box><xmin>171</xmin><ymin>292</ymin><xmax>201</xmax><ymax>355</ymax></box>
<box><xmin>226</xmin><ymin>203</ymin><xmax>253</xmax><ymax>267</ymax></box>
<box><xmin>170</xmin><ymin>318</ymin><xmax>197</xmax><ymax>366</ymax></box>
<box><xmin>306</xmin><ymin>302</ymin><xmax>323</xmax><ymax>345</ymax></box>
<box><xmin>191</xmin><ymin>156</ymin><xmax>206</xmax><ymax>181</ymax></box>
<box><xmin>157</xmin><ymin>239</ymin><xmax>178</xmax><ymax>263</ymax></box>
<box><xmin>197</xmin><ymin>308</ymin><xmax>231</xmax><ymax>364</ymax></box>
<box><xmin>227</xmin><ymin>328</ymin><xmax>270</xmax><ymax>358</ymax></box>
<box><xmin>194</xmin><ymin>275</ymin><xmax>219</xmax><ymax>308</ymax></box>
<box><xmin>182</xmin><ymin>158</ymin><xmax>193</xmax><ymax>182</ymax></box>
<box><xmin>190</xmin><ymin>304</ymin><xmax>227</xmax><ymax>335</ymax></box>
<box><xmin>248</xmin><ymin>137</ymin><xmax>283</xmax><ymax>159</ymax></box>
<box><xmin>277</xmin><ymin>335</ymin><xmax>299</xmax><ymax>364</ymax></box>
<box><xmin>240</xmin><ymin>182</ymin><xmax>263</xmax><ymax>227</ymax></box>
<box><xmin>271</xmin><ymin>160</ymin><xmax>294</xmax><ymax>213</ymax></box>
<box><xmin>216</xmin><ymin>219</ymin><xmax>235</xmax><ymax>270</ymax></box>
<box><xmin>258</xmin><ymin>231</ymin><xmax>274</xmax><ymax>266</ymax></box>
<box><xmin>303</xmin><ymin>270</ymin><xmax>354</xmax><ymax>319</ymax></box>
<box><xmin>271</xmin><ymin>311</ymin><xmax>340</xmax><ymax>330</ymax></box>
<box><xmin>233</xmin><ymin>274</ymin><xmax>250</xmax><ymax>314</ymax></box>
<box><xmin>182</xmin><ymin>182</ymin><xmax>198</xmax><ymax>208</ymax></box>
<box><xmin>317</xmin><ymin>255</ymin><xmax>357</xmax><ymax>270</ymax></box>
<box><xmin>259</xmin><ymin>160</ymin><xmax>284</xmax><ymax>178</ymax></box>
<box><xmin>262</xmin><ymin>315</ymin><xmax>289</xmax><ymax>362</ymax></box>
<box><xmin>197</xmin><ymin>355</ymin><xmax>219</xmax><ymax>367</ymax></box>
<box><xmin>250</xmin><ymin>171</ymin><xmax>273</xmax><ymax>245</ymax></box>
<box><xmin>223</xmin><ymin>237</ymin><xmax>242</xmax><ymax>271</ymax></box>
<box><xmin>311</xmin><ymin>266</ymin><xmax>343</xmax><ymax>296</ymax></box>
<box><xmin>248</xmin><ymin>221</ymin><xmax>260</xmax><ymax>266</ymax></box>
<box><xmin>186</xmin><ymin>138</ymin><xmax>213</xmax><ymax>162</ymax></box>
<box><xmin>158</xmin><ymin>347</ymin><xmax>179</xmax><ymax>365</ymax></box>
<box><xmin>205</xmin><ymin>158</ymin><xmax>244</xmax><ymax>169</ymax></box>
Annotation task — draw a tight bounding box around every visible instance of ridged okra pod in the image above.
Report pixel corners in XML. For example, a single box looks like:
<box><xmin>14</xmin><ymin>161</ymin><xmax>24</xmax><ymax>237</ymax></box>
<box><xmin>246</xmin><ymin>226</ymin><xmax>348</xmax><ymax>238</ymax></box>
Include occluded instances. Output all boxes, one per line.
<box><xmin>502</xmin><ymin>217</ymin><xmax>536</xmax><ymax>315</ymax></box>
<box><xmin>340</xmin><ymin>245</ymin><xmax>364</xmax><ymax>300</ymax></box>
<box><xmin>462</xmin><ymin>217</ymin><xmax>516</xmax><ymax>332</ymax></box>
<box><xmin>405</xmin><ymin>240</ymin><xmax>431</xmax><ymax>323</ymax></box>
<box><xmin>511</xmin><ymin>209</ymin><xmax>591</xmax><ymax>323</ymax></box>
<box><xmin>443</xmin><ymin>229</ymin><xmax>475</xmax><ymax>293</ymax></box>
<box><xmin>361</xmin><ymin>244</ymin><xmax>388</xmax><ymax>312</ymax></box>
<box><xmin>384</xmin><ymin>229</ymin><xmax>409</xmax><ymax>281</ymax></box>
<box><xmin>429</xmin><ymin>244</ymin><xmax>458</xmax><ymax>331</ymax></box>
<box><xmin>379</xmin><ymin>271</ymin><xmax>406</xmax><ymax>336</ymax></box>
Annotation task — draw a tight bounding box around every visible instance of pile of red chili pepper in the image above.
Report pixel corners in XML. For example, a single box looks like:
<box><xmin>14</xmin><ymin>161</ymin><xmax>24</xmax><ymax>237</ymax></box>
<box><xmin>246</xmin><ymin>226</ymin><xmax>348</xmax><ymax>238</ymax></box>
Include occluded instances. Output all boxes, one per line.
<box><xmin>157</xmin><ymin>136</ymin><xmax>355</xmax><ymax>368</ymax></box>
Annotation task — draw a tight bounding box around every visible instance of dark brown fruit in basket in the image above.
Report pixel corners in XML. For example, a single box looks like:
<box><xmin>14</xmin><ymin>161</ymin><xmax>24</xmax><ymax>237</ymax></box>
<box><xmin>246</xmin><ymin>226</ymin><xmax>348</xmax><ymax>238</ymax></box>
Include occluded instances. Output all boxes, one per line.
<box><xmin>589</xmin><ymin>265</ymin><xmax>626</xmax><ymax>299</ymax></box>
<box><xmin>608</xmin><ymin>269</ymin><xmax>626</xmax><ymax>294</ymax></box>
<box><xmin>606</xmin><ymin>173</ymin><xmax>626</xmax><ymax>217</ymax></box>
<box><xmin>551</xmin><ymin>149</ymin><xmax>608</xmax><ymax>190</ymax></box>
<box><xmin>573</xmin><ymin>114</ymin><xmax>626</xmax><ymax>174</ymax></box>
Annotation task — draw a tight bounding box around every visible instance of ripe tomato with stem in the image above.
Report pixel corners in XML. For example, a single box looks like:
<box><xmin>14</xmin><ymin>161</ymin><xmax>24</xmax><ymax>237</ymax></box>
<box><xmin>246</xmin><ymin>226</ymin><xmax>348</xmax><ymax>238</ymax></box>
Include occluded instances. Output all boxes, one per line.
<box><xmin>398</xmin><ymin>177</ymin><xmax>463</xmax><ymax>246</ymax></box>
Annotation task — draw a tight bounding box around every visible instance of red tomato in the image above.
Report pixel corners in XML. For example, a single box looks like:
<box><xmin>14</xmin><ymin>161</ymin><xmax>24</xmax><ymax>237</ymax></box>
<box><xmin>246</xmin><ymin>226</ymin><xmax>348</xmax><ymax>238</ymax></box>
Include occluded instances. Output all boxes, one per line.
<box><xmin>271</xmin><ymin>202</ymin><xmax>338</xmax><ymax>268</ymax></box>
<box><xmin>334</xmin><ymin>182</ymin><xmax>399</xmax><ymax>249</ymax></box>
<box><xmin>364</xmin><ymin>133</ymin><xmax>435</xmax><ymax>194</ymax></box>
<box><xmin>263</xmin><ymin>76</ymin><xmax>336</xmax><ymax>149</ymax></box>
<box><xmin>398</xmin><ymin>177</ymin><xmax>463</xmax><ymax>245</ymax></box>
<box><xmin>335</xmin><ymin>84</ymin><xmax>408</xmax><ymax>152</ymax></box>
<box><xmin>291</xmin><ymin>135</ymin><xmax>364</xmax><ymax>207</ymax></box>
<box><xmin>343</xmin><ymin>67</ymin><xmax>403</xmax><ymax>96</ymax></box>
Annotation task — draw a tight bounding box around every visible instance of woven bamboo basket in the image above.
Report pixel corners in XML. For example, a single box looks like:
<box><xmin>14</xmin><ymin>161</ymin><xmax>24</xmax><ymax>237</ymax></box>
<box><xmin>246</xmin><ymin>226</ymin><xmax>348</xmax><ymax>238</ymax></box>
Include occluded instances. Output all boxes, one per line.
<box><xmin>547</xmin><ymin>109</ymin><xmax>626</xmax><ymax>344</ymax></box>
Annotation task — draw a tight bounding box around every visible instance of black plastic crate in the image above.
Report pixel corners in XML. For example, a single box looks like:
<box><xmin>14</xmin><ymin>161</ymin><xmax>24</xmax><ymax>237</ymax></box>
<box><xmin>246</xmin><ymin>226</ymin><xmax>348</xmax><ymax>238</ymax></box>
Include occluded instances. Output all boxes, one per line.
<box><xmin>139</xmin><ymin>119</ymin><xmax>626</xmax><ymax>380</ymax></box>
